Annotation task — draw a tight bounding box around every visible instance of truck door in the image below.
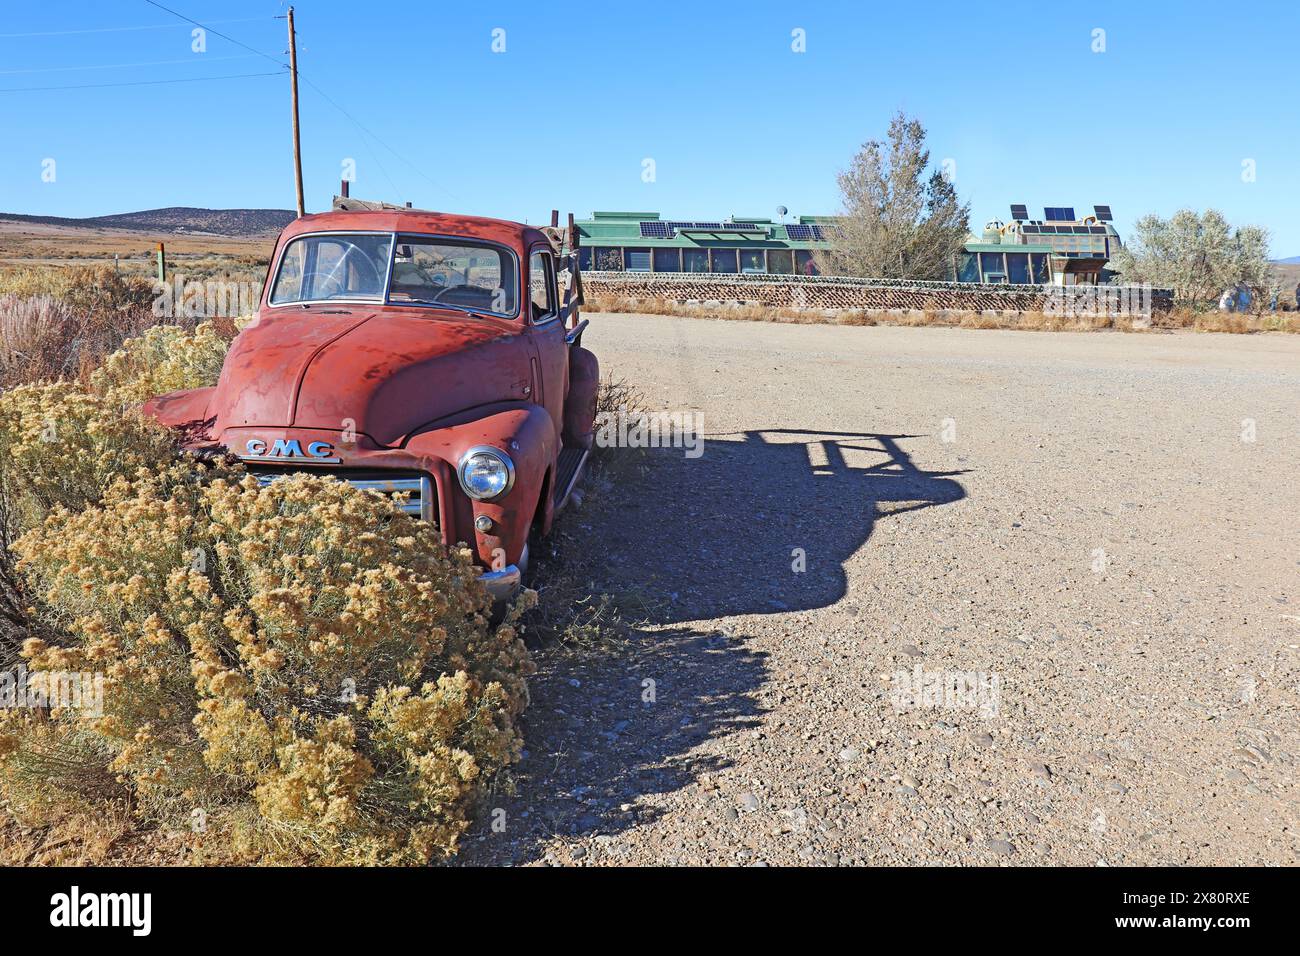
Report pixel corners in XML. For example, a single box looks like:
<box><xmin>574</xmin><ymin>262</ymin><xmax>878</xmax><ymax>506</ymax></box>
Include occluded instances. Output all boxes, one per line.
<box><xmin>525</xmin><ymin>247</ymin><xmax>568</xmax><ymax>447</ymax></box>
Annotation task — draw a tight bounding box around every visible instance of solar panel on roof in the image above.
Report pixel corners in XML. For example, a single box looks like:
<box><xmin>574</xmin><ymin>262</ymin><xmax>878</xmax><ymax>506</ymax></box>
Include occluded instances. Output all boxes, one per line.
<box><xmin>786</xmin><ymin>224</ymin><xmax>818</xmax><ymax>241</ymax></box>
<box><xmin>1010</xmin><ymin>204</ymin><xmax>1029</xmax><ymax>221</ymax></box>
<box><xmin>639</xmin><ymin>221</ymin><xmax>673</xmax><ymax>238</ymax></box>
<box><xmin>1044</xmin><ymin>207</ymin><xmax>1076</xmax><ymax>222</ymax></box>
<box><xmin>1089</xmin><ymin>225</ymin><xmax>1108</xmax><ymax>234</ymax></box>
<box><xmin>1094</xmin><ymin>205</ymin><xmax>1114</xmax><ymax>221</ymax></box>
<box><xmin>1022</xmin><ymin>225</ymin><xmax>1040</xmax><ymax>234</ymax></box>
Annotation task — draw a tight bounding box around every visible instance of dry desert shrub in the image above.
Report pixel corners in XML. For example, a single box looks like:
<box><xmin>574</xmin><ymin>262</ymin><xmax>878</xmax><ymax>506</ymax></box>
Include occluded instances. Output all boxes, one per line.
<box><xmin>0</xmin><ymin>381</ymin><xmax>183</xmax><ymax>665</ymax></box>
<box><xmin>0</xmin><ymin>313</ymin><xmax>239</xmax><ymax>659</ymax></box>
<box><xmin>0</xmin><ymin>295</ymin><xmax>75</xmax><ymax>388</ymax></box>
<box><xmin>90</xmin><ymin>319</ymin><xmax>243</xmax><ymax>405</ymax></box>
<box><xmin>58</xmin><ymin>266</ymin><xmax>156</xmax><ymax>319</ymax></box>
<box><xmin>0</xmin><ymin>265</ymin><xmax>541</xmax><ymax>865</ymax></box>
<box><xmin>0</xmin><ymin>267</ymin><xmax>80</xmax><ymax>301</ymax></box>
<box><xmin>595</xmin><ymin>373</ymin><xmax>651</xmax><ymax>420</ymax></box>
<box><xmin>0</xmin><ymin>382</ymin><xmax>177</xmax><ymax>522</ymax></box>
<box><xmin>957</xmin><ymin>313</ymin><xmax>1002</xmax><ymax>330</ymax></box>
<box><xmin>0</xmin><ymin>267</ymin><xmax>164</xmax><ymax>387</ymax></box>
<box><xmin>0</xmin><ymin>337</ymin><xmax>534</xmax><ymax>863</ymax></box>
<box><xmin>3</xmin><ymin>462</ymin><xmax>533</xmax><ymax>864</ymax></box>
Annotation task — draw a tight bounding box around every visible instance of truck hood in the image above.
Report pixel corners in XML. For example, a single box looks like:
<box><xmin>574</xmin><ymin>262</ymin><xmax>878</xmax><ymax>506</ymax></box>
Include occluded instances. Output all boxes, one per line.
<box><xmin>211</xmin><ymin>307</ymin><xmax>531</xmax><ymax>446</ymax></box>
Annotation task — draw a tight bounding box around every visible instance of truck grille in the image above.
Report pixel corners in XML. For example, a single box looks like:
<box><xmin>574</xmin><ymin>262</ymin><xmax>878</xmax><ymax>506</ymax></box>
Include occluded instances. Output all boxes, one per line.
<box><xmin>251</xmin><ymin>470</ymin><xmax>436</xmax><ymax>524</ymax></box>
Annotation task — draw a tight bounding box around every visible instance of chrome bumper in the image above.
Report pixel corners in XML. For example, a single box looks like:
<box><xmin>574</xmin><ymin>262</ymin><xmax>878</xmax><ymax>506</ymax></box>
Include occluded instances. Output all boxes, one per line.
<box><xmin>252</xmin><ymin>472</ymin><xmax>434</xmax><ymax>523</ymax></box>
<box><xmin>477</xmin><ymin>564</ymin><xmax>521</xmax><ymax>602</ymax></box>
<box><xmin>477</xmin><ymin>542</ymin><xmax>527</xmax><ymax>604</ymax></box>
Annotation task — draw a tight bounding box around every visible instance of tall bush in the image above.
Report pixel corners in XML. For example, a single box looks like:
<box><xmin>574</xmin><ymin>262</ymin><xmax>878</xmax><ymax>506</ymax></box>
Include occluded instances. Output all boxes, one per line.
<box><xmin>0</xmin><ymin>294</ymin><xmax>535</xmax><ymax>864</ymax></box>
<box><xmin>0</xmin><ymin>295</ymin><xmax>76</xmax><ymax>389</ymax></box>
<box><xmin>819</xmin><ymin>111</ymin><xmax>970</xmax><ymax>280</ymax></box>
<box><xmin>0</xmin><ymin>315</ymin><xmax>240</xmax><ymax>656</ymax></box>
<box><xmin>90</xmin><ymin>319</ymin><xmax>239</xmax><ymax>405</ymax></box>
<box><xmin>0</xmin><ymin>382</ymin><xmax>179</xmax><ymax>664</ymax></box>
<box><xmin>1108</xmin><ymin>209</ymin><xmax>1272</xmax><ymax>308</ymax></box>
<box><xmin>4</xmin><ymin>467</ymin><xmax>533</xmax><ymax>863</ymax></box>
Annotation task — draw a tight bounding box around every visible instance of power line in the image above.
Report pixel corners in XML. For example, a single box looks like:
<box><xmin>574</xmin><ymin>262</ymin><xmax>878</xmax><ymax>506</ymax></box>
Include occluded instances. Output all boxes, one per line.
<box><xmin>295</xmin><ymin>75</ymin><xmax>405</xmax><ymax>200</ymax></box>
<box><xmin>0</xmin><ymin>16</ymin><xmax>271</xmax><ymax>38</ymax></box>
<box><xmin>0</xmin><ymin>53</ymin><xmax>260</xmax><ymax>76</ymax></box>
<box><xmin>140</xmin><ymin>1</ymin><xmax>456</xmax><ymax>203</ymax></box>
<box><xmin>141</xmin><ymin>0</ymin><xmax>286</xmax><ymax>67</ymax></box>
<box><xmin>0</xmin><ymin>71</ymin><xmax>283</xmax><ymax>94</ymax></box>
<box><xmin>298</xmin><ymin>74</ymin><xmax>458</xmax><ymax>203</ymax></box>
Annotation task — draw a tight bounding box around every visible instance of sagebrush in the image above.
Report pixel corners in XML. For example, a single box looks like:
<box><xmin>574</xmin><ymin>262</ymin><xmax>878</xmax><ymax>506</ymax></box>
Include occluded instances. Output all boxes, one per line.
<box><xmin>0</xmin><ymin>312</ymin><xmax>535</xmax><ymax>864</ymax></box>
<box><xmin>5</xmin><ymin>466</ymin><xmax>532</xmax><ymax>863</ymax></box>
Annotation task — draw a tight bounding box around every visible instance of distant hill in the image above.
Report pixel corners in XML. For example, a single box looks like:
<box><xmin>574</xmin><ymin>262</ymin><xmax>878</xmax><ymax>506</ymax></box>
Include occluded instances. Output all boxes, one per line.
<box><xmin>1273</xmin><ymin>255</ymin><xmax>1300</xmax><ymax>265</ymax></box>
<box><xmin>0</xmin><ymin>207</ymin><xmax>295</xmax><ymax>236</ymax></box>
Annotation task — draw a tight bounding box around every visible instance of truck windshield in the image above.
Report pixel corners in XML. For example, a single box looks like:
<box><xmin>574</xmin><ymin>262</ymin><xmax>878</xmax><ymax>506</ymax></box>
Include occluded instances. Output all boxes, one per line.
<box><xmin>388</xmin><ymin>235</ymin><xmax>517</xmax><ymax>315</ymax></box>
<box><xmin>270</xmin><ymin>233</ymin><xmax>393</xmax><ymax>303</ymax></box>
<box><xmin>269</xmin><ymin>232</ymin><xmax>518</xmax><ymax>315</ymax></box>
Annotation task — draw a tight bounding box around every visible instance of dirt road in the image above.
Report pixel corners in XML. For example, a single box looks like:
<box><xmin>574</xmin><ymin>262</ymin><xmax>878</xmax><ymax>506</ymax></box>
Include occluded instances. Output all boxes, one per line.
<box><xmin>459</xmin><ymin>314</ymin><xmax>1300</xmax><ymax>866</ymax></box>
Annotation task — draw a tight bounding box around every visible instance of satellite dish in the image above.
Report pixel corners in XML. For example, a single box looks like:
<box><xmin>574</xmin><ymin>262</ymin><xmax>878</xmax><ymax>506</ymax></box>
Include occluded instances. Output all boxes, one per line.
<box><xmin>776</xmin><ymin>205</ymin><xmax>788</xmax><ymax>219</ymax></box>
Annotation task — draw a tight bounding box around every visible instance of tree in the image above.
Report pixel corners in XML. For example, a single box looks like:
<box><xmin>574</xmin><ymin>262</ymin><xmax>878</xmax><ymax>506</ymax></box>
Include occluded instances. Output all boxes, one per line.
<box><xmin>818</xmin><ymin>112</ymin><xmax>970</xmax><ymax>281</ymax></box>
<box><xmin>1107</xmin><ymin>209</ymin><xmax>1272</xmax><ymax>309</ymax></box>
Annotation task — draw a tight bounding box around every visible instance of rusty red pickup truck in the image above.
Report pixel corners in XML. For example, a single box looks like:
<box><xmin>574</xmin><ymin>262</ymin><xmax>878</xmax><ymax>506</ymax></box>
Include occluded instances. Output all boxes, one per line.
<box><xmin>143</xmin><ymin>198</ymin><xmax>599</xmax><ymax>604</ymax></box>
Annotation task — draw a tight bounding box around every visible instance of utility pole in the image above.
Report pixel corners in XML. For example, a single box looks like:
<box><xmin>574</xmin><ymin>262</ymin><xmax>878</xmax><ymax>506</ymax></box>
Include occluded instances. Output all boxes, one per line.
<box><xmin>287</xmin><ymin>7</ymin><xmax>305</xmax><ymax>217</ymax></box>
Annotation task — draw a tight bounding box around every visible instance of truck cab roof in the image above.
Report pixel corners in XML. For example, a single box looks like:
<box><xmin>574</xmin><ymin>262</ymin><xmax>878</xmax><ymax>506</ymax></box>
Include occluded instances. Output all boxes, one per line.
<box><xmin>279</xmin><ymin>206</ymin><xmax>550</xmax><ymax>254</ymax></box>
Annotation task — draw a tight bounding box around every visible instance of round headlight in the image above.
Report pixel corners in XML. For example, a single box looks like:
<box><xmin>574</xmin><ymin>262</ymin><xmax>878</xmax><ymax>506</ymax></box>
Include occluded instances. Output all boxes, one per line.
<box><xmin>457</xmin><ymin>447</ymin><xmax>514</xmax><ymax>500</ymax></box>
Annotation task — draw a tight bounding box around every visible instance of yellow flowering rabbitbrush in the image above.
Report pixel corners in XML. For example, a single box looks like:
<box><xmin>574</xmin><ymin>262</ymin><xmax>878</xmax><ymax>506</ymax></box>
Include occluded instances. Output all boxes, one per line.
<box><xmin>1</xmin><ymin>310</ymin><xmax>534</xmax><ymax>863</ymax></box>
<box><xmin>90</xmin><ymin>317</ymin><xmax>246</xmax><ymax>406</ymax></box>
<box><xmin>6</xmin><ymin>463</ymin><xmax>534</xmax><ymax>864</ymax></box>
<box><xmin>0</xmin><ymin>381</ymin><xmax>177</xmax><ymax>526</ymax></box>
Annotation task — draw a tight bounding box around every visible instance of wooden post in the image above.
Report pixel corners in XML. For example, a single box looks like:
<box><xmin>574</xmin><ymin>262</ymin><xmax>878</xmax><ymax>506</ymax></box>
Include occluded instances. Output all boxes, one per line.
<box><xmin>287</xmin><ymin>7</ymin><xmax>305</xmax><ymax>217</ymax></box>
<box><xmin>156</xmin><ymin>242</ymin><xmax>166</xmax><ymax>282</ymax></box>
<box><xmin>567</xmin><ymin>212</ymin><xmax>583</xmax><ymax>326</ymax></box>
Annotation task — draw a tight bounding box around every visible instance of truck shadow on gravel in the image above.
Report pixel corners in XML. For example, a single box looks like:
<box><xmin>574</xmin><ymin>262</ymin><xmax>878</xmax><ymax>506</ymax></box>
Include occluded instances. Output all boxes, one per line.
<box><xmin>601</xmin><ymin>428</ymin><xmax>968</xmax><ymax>623</ymax></box>
<box><xmin>456</xmin><ymin>624</ymin><xmax>768</xmax><ymax>865</ymax></box>
<box><xmin>455</xmin><ymin>430</ymin><xmax>966</xmax><ymax>865</ymax></box>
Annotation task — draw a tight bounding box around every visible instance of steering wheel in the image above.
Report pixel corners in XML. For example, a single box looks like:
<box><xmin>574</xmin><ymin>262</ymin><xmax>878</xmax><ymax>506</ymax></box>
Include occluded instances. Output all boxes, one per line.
<box><xmin>299</xmin><ymin>270</ymin><xmax>344</xmax><ymax>299</ymax></box>
<box><xmin>428</xmin><ymin>283</ymin><xmax>476</xmax><ymax>303</ymax></box>
<box><xmin>302</xmin><ymin>247</ymin><xmax>384</xmax><ymax>299</ymax></box>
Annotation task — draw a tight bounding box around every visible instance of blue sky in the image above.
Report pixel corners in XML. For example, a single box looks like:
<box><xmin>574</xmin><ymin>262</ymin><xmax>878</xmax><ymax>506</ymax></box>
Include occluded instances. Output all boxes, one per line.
<box><xmin>2</xmin><ymin>0</ymin><xmax>1298</xmax><ymax>254</ymax></box>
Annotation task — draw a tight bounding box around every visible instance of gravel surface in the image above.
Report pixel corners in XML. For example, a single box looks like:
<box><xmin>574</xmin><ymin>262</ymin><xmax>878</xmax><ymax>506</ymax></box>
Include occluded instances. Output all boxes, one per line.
<box><xmin>457</xmin><ymin>313</ymin><xmax>1299</xmax><ymax>866</ymax></box>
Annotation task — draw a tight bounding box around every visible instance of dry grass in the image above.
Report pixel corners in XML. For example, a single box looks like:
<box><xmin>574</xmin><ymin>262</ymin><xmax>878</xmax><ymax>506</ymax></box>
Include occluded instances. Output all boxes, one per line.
<box><xmin>0</xmin><ymin>219</ymin><xmax>273</xmax><ymax>263</ymax></box>
<box><xmin>516</xmin><ymin>377</ymin><xmax>658</xmax><ymax>649</ymax></box>
<box><xmin>0</xmin><ymin>264</ymin><xmax>257</xmax><ymax>391</ymax></box>
<box><xmin>0</xmin><ymin>295</ymin><xmax>71</xmax><ymax>387</ymax></box>
<box><xmin>0</xmin><ymin>799</ymin><xmax>205</xmax><ymax>865</ymax></box>
<box><xmin>585</xmin><ymin>294</ymin><xmax>1300</xmax><ymax>334</ymax></box>
<box><xmin>0</xmin><ymin>272</ymin><xmax>159</xmax><ymax>388</ymax></box>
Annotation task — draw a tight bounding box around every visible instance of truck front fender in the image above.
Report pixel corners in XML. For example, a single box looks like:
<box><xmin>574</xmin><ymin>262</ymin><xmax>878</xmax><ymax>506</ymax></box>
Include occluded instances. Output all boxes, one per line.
<box><xmin>403</xmin><ymin>402</ymin><xmax>556</xmax><ymax>569</ymax></box>
<box><xmin>142</xmin><ymin>386</ymin><xmax>214</xmax><ymax>429</ymax></box>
